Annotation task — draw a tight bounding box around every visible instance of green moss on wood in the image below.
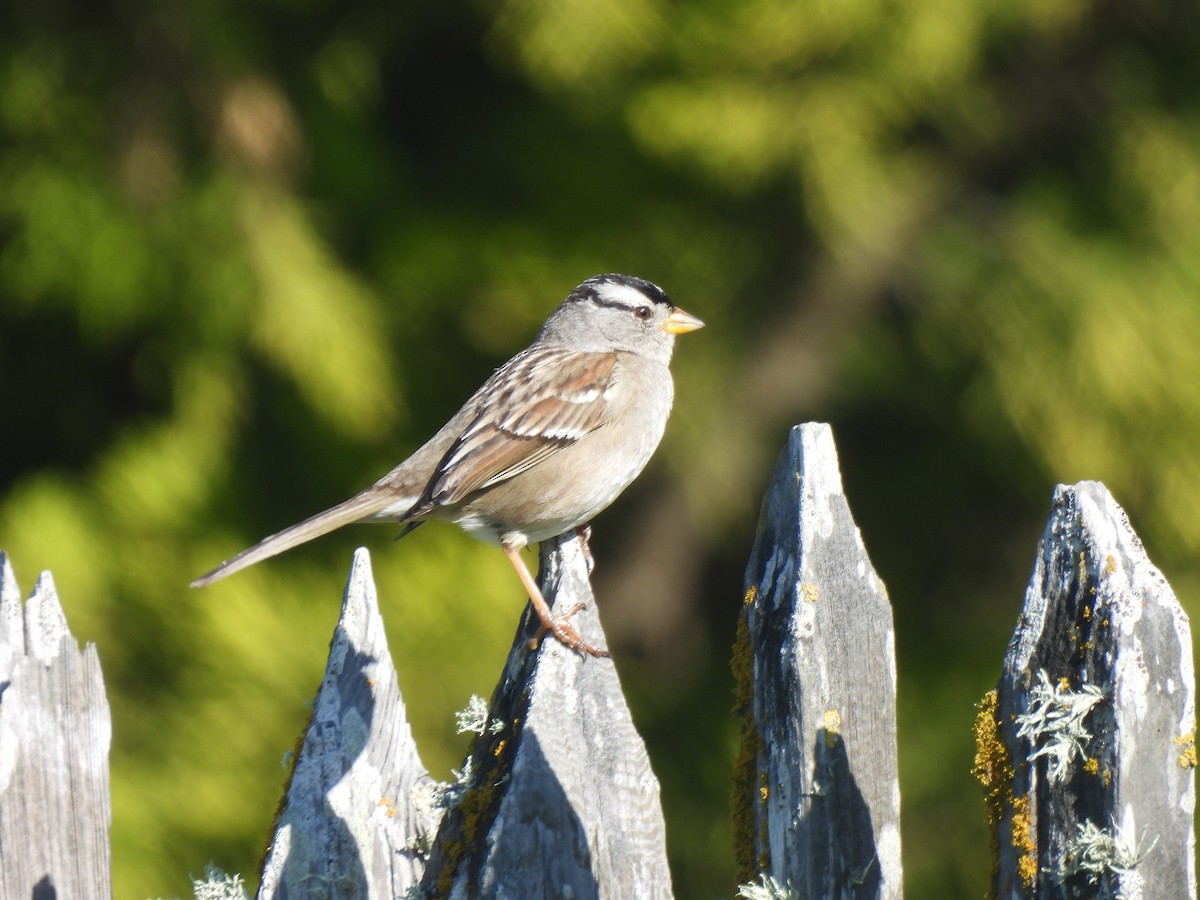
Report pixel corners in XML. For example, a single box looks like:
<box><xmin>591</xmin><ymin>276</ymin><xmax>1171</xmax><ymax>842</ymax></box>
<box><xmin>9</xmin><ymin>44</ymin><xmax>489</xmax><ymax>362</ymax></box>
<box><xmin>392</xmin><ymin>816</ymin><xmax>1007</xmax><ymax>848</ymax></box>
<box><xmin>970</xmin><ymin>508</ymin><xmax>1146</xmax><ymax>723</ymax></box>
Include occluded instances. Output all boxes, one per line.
<box><xmin>731</xmin><ymin>597</ymin><xmax>766</xmax><ymax>883</ymax></box>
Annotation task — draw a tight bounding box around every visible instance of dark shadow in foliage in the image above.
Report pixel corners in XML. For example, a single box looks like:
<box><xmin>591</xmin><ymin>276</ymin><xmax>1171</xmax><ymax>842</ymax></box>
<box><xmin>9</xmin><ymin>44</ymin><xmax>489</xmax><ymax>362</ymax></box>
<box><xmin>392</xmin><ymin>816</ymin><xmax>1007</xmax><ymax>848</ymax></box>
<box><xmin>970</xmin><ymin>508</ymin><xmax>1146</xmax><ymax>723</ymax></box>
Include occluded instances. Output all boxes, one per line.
<box><xmin>792</xmin><ymin>727</ymin><xmax>882</xmax><ymax>898</ymax></box>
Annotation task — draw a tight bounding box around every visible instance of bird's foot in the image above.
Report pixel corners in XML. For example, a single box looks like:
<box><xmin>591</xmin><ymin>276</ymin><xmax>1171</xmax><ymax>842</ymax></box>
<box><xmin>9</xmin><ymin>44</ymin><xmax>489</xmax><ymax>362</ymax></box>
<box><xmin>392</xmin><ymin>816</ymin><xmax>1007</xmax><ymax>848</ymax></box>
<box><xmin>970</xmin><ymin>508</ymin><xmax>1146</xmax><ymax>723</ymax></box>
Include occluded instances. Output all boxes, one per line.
<box><xmin>527</xmin><ymin>602</ymin><xmax>609</xmax><ymax>658</ymax></box>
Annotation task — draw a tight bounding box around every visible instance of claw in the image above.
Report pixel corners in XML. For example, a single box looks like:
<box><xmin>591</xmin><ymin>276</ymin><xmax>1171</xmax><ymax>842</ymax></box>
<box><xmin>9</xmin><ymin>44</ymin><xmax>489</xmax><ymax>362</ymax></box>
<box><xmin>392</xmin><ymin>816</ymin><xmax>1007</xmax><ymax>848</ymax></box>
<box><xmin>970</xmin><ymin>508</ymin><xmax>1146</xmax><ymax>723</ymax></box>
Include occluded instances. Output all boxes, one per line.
<box><xmin>525</xmin><ymin>601</ymin><xmax>608</xmax><ymax>657</ymax></box>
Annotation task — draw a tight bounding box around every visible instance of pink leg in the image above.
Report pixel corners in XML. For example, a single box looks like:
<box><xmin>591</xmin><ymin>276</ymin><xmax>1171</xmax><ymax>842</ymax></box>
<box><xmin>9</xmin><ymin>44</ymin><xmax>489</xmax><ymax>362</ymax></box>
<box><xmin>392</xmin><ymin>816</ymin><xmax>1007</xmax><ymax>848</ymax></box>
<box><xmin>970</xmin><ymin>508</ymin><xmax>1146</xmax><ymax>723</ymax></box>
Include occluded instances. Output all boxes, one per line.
<box><xmin>502</xmin><ymin>544</ymin><xmax>608</xmax><ymax>658</ymax></box>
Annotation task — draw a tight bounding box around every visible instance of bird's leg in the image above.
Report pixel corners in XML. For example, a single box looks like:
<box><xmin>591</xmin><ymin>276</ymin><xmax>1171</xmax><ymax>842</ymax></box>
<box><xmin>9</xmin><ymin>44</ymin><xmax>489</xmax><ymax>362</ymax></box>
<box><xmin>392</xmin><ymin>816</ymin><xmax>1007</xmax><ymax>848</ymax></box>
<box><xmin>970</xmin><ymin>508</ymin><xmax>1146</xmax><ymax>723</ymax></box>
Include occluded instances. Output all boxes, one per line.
<box><xmin>501</xmin><ymin>544</ymin><xmax>609</xmax><ymax>658</ymax></box>
<box><xmin>575</xmin><ymin>523</ymin><xmax>595</xmax><ymax>575</ymax></box>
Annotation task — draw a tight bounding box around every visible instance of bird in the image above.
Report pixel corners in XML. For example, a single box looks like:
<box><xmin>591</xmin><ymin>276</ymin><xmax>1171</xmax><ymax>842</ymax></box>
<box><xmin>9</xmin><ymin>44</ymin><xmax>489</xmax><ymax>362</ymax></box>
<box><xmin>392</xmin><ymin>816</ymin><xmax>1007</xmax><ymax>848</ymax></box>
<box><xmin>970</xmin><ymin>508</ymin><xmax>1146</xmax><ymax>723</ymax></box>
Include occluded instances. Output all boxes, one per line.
<box><xmin>192</xmin><ymin>274</ymin><xmax>704</xmax><ymax>656</ymax></box>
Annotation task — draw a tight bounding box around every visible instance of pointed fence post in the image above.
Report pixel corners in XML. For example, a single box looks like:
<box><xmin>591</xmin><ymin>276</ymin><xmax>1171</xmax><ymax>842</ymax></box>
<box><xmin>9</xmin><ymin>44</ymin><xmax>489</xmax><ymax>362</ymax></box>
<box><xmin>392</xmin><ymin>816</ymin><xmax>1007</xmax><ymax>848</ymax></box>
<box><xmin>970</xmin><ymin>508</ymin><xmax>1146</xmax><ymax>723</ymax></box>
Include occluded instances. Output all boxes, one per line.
<box><xmin>422</xmin><ymin>531</ymin><xmax>673</xmax><ymax>899</ymax></box>
<box><xmin>977</xmin><ymin>481</ymin><xmax>1196</xmax><ymax>899</ymax></box>
<box><xmin>734</xmin><ymin>423</ymin><xmax>904</xmax><ymax>898</ymax></box>
<box><xmin>257</xmin><ymin>548</ymin><xmax>438</xmax><ymax>899</ymax></box>
<box><xmin>0</xmin><ymin>553</ymin><xmax>113</xmax><ymax>900</ymax></box>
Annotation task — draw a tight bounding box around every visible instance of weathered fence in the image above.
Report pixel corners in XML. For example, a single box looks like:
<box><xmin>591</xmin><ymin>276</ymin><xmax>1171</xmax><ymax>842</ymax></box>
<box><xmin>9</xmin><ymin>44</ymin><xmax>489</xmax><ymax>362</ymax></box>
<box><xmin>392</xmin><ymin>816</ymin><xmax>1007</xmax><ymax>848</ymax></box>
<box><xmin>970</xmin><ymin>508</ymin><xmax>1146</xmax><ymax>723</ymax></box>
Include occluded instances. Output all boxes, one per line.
<box><xmin>980</xmin><ymin>480</ymin><xmax>1196</xmax><ymax>899</ymax></box>
<box><xmin>0</xmin><ymin>422</ymin><xmax>1194</xmax><ymax>899</ymax></box>
<box><xmin>0</xmin><ymin>557</ymin><xmax>112</xmax><ymax>900</ymax></box>
<box><xmin>734</xmin><ymin>424</ymin><xmax>902</xmax><ymax>898</ymax></box>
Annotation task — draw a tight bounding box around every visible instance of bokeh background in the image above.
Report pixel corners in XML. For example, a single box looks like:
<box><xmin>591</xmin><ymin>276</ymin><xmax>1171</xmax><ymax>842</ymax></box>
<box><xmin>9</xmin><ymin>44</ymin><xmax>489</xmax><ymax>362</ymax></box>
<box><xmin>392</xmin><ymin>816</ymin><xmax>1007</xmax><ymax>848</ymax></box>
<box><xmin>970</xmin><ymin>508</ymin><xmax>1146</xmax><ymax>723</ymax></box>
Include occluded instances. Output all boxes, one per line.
<box><xmin>2</xmin><ymin>0</ymin><xmax>1199</xmax><ymax>896</ymax></box>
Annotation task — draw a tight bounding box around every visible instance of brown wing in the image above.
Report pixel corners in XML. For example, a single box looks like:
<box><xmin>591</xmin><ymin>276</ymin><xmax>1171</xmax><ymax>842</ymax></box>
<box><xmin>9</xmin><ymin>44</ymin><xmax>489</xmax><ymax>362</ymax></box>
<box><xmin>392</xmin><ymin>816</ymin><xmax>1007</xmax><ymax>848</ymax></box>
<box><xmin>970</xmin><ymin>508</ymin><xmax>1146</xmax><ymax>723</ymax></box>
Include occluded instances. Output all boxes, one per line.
<box><xmin>415</xmin><ymin>346</ymin><xmax>618</xmax><ymax>512</ymax></box>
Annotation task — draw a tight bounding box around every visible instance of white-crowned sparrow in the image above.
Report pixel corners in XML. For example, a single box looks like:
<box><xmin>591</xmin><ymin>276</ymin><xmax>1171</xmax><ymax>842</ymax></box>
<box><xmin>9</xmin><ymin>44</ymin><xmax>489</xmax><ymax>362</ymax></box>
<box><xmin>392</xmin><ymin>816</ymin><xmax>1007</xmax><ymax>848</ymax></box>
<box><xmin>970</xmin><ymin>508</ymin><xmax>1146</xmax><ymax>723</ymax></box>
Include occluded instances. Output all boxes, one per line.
<box><xmin>192</xmin><ymin>274</ymin><xmax>703</xmax><ymax>656</ymax></box>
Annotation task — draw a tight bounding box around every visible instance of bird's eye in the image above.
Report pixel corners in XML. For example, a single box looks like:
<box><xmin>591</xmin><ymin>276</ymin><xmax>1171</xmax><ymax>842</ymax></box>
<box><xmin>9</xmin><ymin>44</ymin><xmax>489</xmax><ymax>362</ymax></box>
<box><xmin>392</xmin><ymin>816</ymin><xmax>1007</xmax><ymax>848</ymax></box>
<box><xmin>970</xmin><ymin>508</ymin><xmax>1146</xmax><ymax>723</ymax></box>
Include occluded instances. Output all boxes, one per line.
<box><xmin>634</xmin><ymin>306</ymin><xmax>653</xmax><ymax>321</ymax></box>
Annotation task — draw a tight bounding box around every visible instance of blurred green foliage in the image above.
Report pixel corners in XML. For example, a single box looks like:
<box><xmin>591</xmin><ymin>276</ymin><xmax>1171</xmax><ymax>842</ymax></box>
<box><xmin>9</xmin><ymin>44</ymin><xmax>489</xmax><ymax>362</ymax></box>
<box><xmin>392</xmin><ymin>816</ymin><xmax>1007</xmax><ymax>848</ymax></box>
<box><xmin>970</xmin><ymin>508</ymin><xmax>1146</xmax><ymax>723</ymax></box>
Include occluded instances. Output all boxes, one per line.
<box><xmin>2</xmin><ymin>0</ymin><xmax>1198</xmax><ymax>896</ymax></box>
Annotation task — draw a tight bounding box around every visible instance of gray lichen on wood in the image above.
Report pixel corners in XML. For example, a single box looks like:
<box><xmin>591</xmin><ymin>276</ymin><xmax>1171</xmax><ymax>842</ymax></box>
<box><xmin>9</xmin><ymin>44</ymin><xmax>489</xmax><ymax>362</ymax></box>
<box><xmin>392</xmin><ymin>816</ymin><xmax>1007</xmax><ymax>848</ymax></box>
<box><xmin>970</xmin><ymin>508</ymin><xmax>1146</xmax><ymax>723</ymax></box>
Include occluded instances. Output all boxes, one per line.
<box><xmin>422</xmin><ymin>531</ymin><xmax>673</xmax><ymax>900</ymax></box>
<box><xmin>257</xmin><ymin>548</ymin><xmax>438</xmax><ymax>900</ymax></box>
<box><xmin>990</xmin><ymin>481</ymin><xmax>1196</xmax><ymax>900</ymax></box>
<box><xmin>0</xmin><ymin>552</ymin><xmax>113</xmax><ymax>900</ymax></box>
<box><xmin>736</xmin><ymin>423</ymin><xmax>903</xmax><ymax>899</ymax></box>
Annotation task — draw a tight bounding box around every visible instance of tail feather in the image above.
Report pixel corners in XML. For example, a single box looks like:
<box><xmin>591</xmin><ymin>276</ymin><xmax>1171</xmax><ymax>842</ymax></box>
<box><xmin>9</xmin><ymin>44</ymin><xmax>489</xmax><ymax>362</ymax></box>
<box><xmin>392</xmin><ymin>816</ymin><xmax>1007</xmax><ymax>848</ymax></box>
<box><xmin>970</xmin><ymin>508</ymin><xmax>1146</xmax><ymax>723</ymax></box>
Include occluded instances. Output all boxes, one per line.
<box><xmin>191</xmin><ymin>488</ymin><xmax>410</xmax><ymax>588</ymax></box>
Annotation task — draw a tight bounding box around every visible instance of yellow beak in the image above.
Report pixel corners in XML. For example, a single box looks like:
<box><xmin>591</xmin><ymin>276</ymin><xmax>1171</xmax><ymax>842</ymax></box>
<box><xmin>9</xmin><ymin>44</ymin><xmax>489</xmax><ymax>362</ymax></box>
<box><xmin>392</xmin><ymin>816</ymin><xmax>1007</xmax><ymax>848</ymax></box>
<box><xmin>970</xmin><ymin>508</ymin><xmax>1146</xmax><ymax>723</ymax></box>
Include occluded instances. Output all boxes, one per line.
<box><xmin>662</xmin><ymin>307</ymin><xmax>705</xmax><ymax>335</ymax></box>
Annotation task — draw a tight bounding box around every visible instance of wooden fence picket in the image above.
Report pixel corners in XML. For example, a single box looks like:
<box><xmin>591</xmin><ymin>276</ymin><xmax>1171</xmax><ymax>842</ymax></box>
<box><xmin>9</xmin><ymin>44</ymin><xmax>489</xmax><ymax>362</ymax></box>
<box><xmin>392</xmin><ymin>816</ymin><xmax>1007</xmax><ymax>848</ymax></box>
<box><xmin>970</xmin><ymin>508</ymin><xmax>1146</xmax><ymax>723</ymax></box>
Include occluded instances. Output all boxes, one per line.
<box><xmin>0</xmin><ymin>553</ymin><xmax>112</xmax><ymax>900</ymax></box>
<box><xmin>978</xmin><ymin>481</ymin><xmax>1197</xmax><ymax>900</ymax></box>
<box><xmin>422</xmin><ymin>534</ymin><xmax>672</xmax><ymax>899</ymax></box>
<box><xmin>734</xmin><ymin>423</ymin><xmax>903</xmax><ymax>898</ymax></box>
<box><xmin>257</xmin><ymin>548</ymin><xmax>435</xmax><ymax>899</ymax></box>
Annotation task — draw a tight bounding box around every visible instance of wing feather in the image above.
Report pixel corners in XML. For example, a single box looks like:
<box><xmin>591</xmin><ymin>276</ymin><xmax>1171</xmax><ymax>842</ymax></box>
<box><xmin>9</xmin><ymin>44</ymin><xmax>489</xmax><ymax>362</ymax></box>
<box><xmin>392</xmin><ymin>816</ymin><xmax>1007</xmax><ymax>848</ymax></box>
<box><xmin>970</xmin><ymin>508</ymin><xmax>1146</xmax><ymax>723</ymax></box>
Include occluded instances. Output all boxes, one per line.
<box><xmin>415</xmin><ymin>347</ymin><xmax>618</xmax><ymax>512</ymax></box>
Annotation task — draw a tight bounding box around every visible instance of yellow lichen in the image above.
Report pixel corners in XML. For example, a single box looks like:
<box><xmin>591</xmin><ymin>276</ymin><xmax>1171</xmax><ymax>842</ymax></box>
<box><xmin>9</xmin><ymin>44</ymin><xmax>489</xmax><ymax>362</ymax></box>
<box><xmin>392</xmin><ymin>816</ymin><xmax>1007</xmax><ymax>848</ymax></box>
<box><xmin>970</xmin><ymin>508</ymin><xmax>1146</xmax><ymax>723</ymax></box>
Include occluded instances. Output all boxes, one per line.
<box><xmin>1011</xmin><ymin>796</ymin><xmax>1037</xmax><ymax>887</ymax></box>
<box><xmin>823</xmin><ymin>709</ymin><xmax>842</xmax><ymax>748</ymax></box>
<box><xmin>744</xmin><ymin>585</ymin><xmax>757</xmax><ymax>605</ymax></box>
<box><xmin>1103</xmin><ymin>554</ymin><xmax>1118</xmax><ymax>575</ymax></box>
<box><xmin>975</xmin><ymin>689</ymin><xmax>1030</xmax><ymax>889</ymax></box>
<box><xmin>973</xmin><ymin>691</ymin><xmax>1008</xmax><ymax>801</ymax></box>
<box><xmin>1083</xmin><ymin>757</ymin><xmax>1100</xmax><ymax>776</ymax></box>
<box><xmin>800</xmin><ymin>583</ymin><xmax>819</xmax><ymax>604</ymax></box>
<box><xmin>1176</xmin><ymin>731</ymin><xmax>1198</xmax><ymax>769</ymax></box>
